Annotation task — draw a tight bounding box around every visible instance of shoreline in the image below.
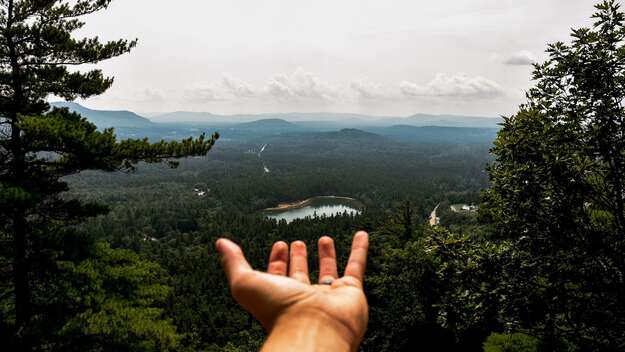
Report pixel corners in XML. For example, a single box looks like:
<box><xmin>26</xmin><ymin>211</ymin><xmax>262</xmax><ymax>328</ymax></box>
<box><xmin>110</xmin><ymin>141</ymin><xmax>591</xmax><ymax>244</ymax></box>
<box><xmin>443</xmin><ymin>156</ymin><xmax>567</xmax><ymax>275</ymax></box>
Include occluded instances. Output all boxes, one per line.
<box><xmin>263</xmin><ymin>196</ymin><xmax>361</xmax><ymax>212</ymax></box>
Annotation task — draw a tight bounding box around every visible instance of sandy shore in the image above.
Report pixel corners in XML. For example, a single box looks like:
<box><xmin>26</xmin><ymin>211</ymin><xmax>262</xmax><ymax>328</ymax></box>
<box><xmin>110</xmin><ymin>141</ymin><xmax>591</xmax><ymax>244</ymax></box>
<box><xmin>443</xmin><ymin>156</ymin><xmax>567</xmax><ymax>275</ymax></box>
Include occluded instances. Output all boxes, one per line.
<box><xmin>263</xmin><ymin>196</ymin><xmax>359</xmax><ymax>212</ymax></box>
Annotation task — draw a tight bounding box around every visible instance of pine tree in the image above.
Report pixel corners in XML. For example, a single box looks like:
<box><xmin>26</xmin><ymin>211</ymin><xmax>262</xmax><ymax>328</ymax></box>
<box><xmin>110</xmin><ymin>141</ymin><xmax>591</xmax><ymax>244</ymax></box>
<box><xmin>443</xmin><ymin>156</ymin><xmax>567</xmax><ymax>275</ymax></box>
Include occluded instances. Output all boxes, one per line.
<box><xmin>0</xmin><ymin>1</ymin><xmax>218</xmax><ymax>349</ymax></box>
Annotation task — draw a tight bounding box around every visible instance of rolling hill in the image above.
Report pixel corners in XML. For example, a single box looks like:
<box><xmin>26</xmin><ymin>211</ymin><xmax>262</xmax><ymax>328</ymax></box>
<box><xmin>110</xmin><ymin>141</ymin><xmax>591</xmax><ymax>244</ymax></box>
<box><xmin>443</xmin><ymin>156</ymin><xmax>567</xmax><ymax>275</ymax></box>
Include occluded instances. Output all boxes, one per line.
<box><xmin>236</xmin><ymin>118</ymin><xmax>297</xmax><ymax>129</ymax></box>
<box><xmin>149</xmin><ymin>110</ymin><xmax>502</xmax><ymax>128</ymax></box>
<box><xmin>375</xmin><ymin>125</ymin><xmax>499</xmax><ymax>144</ymax></box>
<box><xmin>51</xmin><ymin>101</ymin><xmax>154</xmax><ymax>128</ymax></box>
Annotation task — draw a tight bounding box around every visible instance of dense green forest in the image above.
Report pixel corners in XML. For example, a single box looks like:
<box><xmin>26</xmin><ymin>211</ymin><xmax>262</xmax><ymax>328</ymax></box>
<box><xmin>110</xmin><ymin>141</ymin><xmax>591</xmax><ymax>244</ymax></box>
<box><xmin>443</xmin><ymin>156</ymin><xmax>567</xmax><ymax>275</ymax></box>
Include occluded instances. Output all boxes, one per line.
<box><xmin>2</xmin><ymin>1</ymin><xmax>625</xmax><ymax>351</ymax></box>
<box><xmin>61</xmin><ymin>118</ymin><xmax>492</xmax><ymax>351</ymax></box>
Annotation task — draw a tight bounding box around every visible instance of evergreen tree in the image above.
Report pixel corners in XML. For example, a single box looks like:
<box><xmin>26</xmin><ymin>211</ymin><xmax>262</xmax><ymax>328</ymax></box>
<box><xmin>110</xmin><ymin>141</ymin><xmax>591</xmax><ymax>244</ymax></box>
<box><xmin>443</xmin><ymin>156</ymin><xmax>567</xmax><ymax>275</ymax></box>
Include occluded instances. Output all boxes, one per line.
<box><xmin>56</xmin><ymin>243</ymin><xmax>181</xmax><ymax>351</ymax></box>
<box><xmin>0</xmin><ymin>1</ymin><xmax>218</xmax><ymax>349</ymax></box>
<box><xmin>482</xmin><ymin>1</ymin><xmax>625</xmax><ymax>349</ymax></box>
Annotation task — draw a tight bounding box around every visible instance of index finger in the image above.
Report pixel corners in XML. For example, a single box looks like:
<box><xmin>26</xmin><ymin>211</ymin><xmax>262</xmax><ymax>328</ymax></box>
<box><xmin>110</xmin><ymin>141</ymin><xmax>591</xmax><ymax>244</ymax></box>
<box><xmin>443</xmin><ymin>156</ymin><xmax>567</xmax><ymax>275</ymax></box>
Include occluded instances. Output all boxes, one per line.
<box><xmin>343</xmin><ymin>231</ymin><xmax>369</xmax><ymax>284</ymax></box>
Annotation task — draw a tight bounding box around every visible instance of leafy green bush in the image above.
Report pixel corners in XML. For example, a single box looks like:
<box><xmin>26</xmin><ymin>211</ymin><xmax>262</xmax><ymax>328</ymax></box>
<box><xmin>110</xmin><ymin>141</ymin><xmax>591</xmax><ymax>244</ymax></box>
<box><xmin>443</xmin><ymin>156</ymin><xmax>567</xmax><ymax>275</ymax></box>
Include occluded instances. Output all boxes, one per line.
<box><xmin>483</xmin><ymin>333</ymin><xmax>539</xmax><ymax>352</ymax></box>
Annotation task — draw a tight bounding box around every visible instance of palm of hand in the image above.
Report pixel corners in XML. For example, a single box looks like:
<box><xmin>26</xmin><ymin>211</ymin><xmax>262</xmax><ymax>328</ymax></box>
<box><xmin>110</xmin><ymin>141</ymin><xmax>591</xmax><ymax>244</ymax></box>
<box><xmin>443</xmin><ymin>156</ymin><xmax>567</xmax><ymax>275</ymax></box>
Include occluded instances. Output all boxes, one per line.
<box><xmin>216</xmin><ymin>232</ymin><xmax>369</xmax><ymax>342</ymax></box>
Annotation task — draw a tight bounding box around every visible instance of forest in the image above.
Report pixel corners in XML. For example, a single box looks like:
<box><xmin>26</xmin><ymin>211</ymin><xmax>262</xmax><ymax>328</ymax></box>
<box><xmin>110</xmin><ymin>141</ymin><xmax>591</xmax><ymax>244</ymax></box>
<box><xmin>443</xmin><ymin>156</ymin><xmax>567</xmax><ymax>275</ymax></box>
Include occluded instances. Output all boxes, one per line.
<box><xmin>2</xmin><ymin>1</ymin><xmax>625</xmax><ymax>351</ymax></box>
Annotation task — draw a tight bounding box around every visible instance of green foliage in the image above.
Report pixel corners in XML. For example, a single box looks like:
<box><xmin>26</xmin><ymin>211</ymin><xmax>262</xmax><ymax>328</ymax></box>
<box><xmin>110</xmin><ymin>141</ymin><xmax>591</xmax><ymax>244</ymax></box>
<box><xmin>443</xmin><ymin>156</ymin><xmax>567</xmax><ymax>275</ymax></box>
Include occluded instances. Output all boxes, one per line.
<box><xmin>67</xmin><ymin>136</ymin><xmax>491</xmax><ymax>351</ymax></box>
<box><xmin>0</xmin><ymin>1</ymin><xmax>218</xmax><ymax>350</ymax></box>
<box><xmin>365</xmin><ymin>232</ymin><xmax>443</xmax><ymax>351</ymax></box>
<box><xmin>483</xmin><ymin>333</ymin><xmax>540</xmax><ymax>352</ymax></box>
<box><xmin>19</xmin><ymin>108</ymin><xmax>217</xmax><ymax>174</ymax></box>
<box><xmin>57</xmin><ymin>243</ymin><xmax>180</xmax><ymax>351</ymax></box>
<box><xmin>423</xmin><ymin>228</ymin><xmax>508</xmax><ymax>338</ymax></box>
<box><xmin>364</xmin><ymin>203</ymin><xmax>506</xmax><ymax>351</ymax></box>
<box><xmin>3</xmin><ymin>1</ymin><xmax>622</xmax><ymax>351</ymax></box>
<box><xmin>480</xmin><ymin>1</ymin><xmax>625</xmax><ymax>350</ymax></box>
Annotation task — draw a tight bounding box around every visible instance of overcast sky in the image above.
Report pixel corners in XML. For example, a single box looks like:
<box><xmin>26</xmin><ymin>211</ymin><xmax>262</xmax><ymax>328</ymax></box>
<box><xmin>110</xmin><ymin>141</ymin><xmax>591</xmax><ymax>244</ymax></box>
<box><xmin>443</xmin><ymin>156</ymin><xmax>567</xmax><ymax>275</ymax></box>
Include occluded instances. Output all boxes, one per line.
<box><xmin>73</xmin><ymin>0</ymin><xmax>597</xmax><ymax>117</ymax></box>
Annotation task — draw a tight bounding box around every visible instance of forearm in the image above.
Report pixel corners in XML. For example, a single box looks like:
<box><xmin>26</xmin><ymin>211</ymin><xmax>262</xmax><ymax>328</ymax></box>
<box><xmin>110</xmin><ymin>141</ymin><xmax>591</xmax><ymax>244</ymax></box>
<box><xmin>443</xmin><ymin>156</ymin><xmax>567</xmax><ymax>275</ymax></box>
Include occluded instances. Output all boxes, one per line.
<box><xmin>261</xmin><ymin>311</ymin><xmax>359</xmax><ymax>352</ymax></box>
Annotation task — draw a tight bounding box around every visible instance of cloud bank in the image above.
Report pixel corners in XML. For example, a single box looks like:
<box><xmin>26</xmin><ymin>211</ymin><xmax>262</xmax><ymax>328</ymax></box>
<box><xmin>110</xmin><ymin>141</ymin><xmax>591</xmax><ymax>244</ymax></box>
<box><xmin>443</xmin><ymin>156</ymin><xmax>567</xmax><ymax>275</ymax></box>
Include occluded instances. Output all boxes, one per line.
<box><xmin>400</xmin><ymin>73</ymin><xmax>504</xmax><ymax>98</ymax></box>
<box><xmin>503</xmin><ymin>51</ymin><xmax>537</xmax><ymax>66</ymax></box>
<box><xmin>143</xmin><ymin>69</ymin><xmax>507</xmax><ymax>113</ymax></box>
<box><xmin>265</xmin><ymin>69</ymin><xmax>340</xmax><ymax>101</ymax></box>
<box><xmin>222</xmin><ymin>76</ymin><xmax>257</xmax><ymax>98</ymax></box>
<box><xmin>350</xmin><ymin>79</ymin><xmax>393</xmax><ymax>101</ymax></box>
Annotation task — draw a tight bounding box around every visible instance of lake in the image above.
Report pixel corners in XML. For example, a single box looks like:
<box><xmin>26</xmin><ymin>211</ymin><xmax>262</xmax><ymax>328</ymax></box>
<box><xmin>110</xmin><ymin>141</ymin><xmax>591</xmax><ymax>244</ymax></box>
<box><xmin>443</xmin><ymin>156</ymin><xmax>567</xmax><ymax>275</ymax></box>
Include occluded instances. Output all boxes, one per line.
<box><xmin>264</xmin><ymin>196</ymin><xmax>363</xmax><ymax>223</ymax></box>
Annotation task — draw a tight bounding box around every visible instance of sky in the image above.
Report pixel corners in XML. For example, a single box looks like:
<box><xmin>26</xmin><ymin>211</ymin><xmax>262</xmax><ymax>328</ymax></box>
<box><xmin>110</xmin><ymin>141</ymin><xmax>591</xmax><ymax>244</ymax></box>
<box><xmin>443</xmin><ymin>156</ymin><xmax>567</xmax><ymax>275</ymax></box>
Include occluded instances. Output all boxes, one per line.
<box><xmin>73</xmin><ymin>0</ymin><xmax>597</xmax><ymax>117</ymax></box>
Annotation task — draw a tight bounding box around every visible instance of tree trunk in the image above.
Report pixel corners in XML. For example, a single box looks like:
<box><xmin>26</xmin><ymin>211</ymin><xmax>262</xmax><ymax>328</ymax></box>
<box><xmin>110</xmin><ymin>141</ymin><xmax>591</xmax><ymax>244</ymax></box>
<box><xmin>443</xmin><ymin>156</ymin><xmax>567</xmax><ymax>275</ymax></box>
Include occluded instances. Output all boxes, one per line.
<box><xmin>609</xmin><ymin>156</ymin><xmax>625</xmax><ymax>239</ymax></box>
<box><xmin>12</xmin><ymin>213</ymin><xmax>30</xmax><ymax>342</ymax></box>
<box><xmin>10</xmin><ymin>122</ymin><xmax>30</xmax><ymax>350</ymax></box>
<box><xmin>541</xmin><ymin>313</ymin><xmax>557</xmax><ymax>352</ymax></box>
<box><xmin>6</xmin><ymin>1</ymin><xmax>32</xmax><ymax>348</ymax></box>
<box><xmin>9</xmin><ymin>103</ymin><xmax>30</xmax><ymax>351</ymax></box>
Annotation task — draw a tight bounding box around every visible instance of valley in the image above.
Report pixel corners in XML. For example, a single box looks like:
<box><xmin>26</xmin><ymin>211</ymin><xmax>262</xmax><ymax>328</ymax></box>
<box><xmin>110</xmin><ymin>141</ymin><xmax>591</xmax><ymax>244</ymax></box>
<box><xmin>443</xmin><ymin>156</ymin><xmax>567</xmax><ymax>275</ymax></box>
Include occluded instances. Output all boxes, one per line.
<box><xmin>58</xmin><ymin>102</ymin><xmax>495</xmax><ymax>350</ymax></box>
<box><xmin>3</xmin><ymin>2</ymin><xmax>621</xmax><ymax>351</ymax></box>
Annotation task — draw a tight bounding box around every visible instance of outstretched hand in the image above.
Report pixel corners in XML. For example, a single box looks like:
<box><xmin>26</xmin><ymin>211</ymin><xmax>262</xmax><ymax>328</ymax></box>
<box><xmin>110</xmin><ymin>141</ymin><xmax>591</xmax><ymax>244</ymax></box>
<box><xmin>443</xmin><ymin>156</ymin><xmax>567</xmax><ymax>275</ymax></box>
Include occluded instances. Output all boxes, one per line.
<box><xmin>215</xmin><ymin>231</ymin><xmax>369</xmax><ymax>352</ymax></box>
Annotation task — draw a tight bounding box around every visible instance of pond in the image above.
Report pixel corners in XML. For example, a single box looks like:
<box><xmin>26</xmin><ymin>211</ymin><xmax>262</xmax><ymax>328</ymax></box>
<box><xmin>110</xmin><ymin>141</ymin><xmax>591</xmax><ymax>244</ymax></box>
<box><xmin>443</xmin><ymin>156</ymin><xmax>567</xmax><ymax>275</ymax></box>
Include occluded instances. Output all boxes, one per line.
<box><xmin>263</xmin><ymin>196</ymin><xmax>363</xmax><ymax>223</ymax></box>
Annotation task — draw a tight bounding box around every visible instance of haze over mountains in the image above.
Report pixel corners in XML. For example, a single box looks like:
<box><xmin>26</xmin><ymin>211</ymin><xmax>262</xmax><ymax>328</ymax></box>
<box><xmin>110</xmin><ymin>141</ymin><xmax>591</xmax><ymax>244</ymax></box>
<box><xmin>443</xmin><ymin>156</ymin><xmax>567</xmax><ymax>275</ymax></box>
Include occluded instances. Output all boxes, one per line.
<box><xmin>151</xmin><ymin>111</ymin><xmax>502</xmax><ymax>128</ymax></box>
<box><xmin>51</xmin><ymin>101</ymin><xmax>502</xmax><ymax>130</ymax></box>
<box><xmin>51</xmin><ymin>101</ymin><xmax>153</xmax><ymax>128</ymax></box>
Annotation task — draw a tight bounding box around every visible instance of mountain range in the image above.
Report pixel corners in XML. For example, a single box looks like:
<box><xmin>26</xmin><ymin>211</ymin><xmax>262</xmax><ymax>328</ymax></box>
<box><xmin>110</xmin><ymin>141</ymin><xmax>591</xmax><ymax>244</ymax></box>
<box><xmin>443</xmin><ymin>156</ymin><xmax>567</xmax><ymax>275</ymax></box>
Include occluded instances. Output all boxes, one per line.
<box><xmin>51</xmin><ymin>101</ymin><xmax>154</xmax><ymax>128</ymax></box>
<box><xmin>51</xmin><ymin>101</ymin><xmax>503</xmax><ymax>129</ymax></box>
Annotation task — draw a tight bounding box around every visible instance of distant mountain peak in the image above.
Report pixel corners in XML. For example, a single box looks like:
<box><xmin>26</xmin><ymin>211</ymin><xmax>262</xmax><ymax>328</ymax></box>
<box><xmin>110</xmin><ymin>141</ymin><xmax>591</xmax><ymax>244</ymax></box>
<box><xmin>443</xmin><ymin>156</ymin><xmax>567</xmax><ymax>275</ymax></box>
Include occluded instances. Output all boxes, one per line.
<box><xmin>237</xmin><ymin>118</ymin><xmax>296</xmax><ymax>128</ymax></box>
<box><xmin>51</xmin><ymin>100</ymin><xmax>80</xmax><ymax>107</ymax></box>
<box><xmin>50</xmin><ymin>101</ymin><xmax>153</xmax><ymax>128</ymax></box>
<box><xmin>339</xmin><ymin>128</ymin><xmax>369</xmax><ymax>134</ymax></box>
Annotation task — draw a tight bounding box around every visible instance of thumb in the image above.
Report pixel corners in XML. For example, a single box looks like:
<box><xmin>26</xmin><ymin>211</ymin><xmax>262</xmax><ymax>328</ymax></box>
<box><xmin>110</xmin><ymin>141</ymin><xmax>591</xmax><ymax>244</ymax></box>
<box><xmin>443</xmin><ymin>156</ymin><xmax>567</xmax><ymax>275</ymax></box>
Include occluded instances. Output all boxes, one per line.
<box><xmin>216</xmin><ymin>238</ymin><xmax>253</xmax><ymax>284</ymax></box>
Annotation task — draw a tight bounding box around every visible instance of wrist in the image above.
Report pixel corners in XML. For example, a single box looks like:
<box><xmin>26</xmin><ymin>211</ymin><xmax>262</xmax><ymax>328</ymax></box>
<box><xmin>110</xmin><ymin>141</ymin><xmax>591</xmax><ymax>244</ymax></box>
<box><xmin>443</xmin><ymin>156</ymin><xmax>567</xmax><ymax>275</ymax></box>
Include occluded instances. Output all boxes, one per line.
<box><xmin>262</xmin><ymin>309</ymin><xmax>360</xmax><ymax>352</ymax></box>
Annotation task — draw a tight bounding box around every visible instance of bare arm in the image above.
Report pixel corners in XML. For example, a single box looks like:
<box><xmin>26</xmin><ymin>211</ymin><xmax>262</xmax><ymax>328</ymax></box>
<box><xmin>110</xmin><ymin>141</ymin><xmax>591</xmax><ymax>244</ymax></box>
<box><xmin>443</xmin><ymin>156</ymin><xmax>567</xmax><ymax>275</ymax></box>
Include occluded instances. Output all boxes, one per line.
<box><xmin>215</xmin><ymin>231</ymin><xmax>369</xmax><ymax>352</ymax></box>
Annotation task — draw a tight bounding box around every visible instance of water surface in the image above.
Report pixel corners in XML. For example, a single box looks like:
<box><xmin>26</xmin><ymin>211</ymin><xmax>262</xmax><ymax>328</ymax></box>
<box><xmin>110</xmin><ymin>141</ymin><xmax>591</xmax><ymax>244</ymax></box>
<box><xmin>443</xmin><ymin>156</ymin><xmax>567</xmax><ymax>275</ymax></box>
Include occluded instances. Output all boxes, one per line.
<box><xmin>264</xmin><ymin>196</ymin><xmax>362</xmax><ymax>223</ymax></box>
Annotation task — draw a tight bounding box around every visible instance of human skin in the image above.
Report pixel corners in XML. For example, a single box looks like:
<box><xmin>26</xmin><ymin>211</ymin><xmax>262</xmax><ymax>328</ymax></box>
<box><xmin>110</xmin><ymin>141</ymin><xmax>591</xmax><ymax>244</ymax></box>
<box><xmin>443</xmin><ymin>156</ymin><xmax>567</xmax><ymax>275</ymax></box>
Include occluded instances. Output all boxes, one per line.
<box><xmin>215</xmin><ymin>231</ymin><xmax>369</xmax><ymax>352</ymax></box>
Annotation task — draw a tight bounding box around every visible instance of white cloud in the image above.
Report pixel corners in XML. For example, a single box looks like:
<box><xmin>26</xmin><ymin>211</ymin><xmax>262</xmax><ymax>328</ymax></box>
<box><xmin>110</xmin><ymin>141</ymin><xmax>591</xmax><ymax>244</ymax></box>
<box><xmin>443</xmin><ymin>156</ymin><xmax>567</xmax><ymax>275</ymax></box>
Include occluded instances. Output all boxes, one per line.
<box><xmin>184</xmin><ymin>84</ymin><xmax>225</xmax><ymax>103</ymax></box>
<box><xmin>503</xmin><ymin>50</ymin><xmax>537</xmax><ymax>66</ymax></box>
<box><xmin>177</xmin><ymin>68</ymin><xmax>504</xmax><ymax>109</ymax></box>
<box><xmin>264</xmin><ymin>68</ymin><xmax>340</xmax><ymax>101</ymax></box>
<box><xmin>350</xmin><ymin>79</ymin><xmax>391</xmax><ymax>100</ymax></box>
<box><xmin>132</xmin><ymin>88</ymin><xmax>165</xmax><ymax>103</ymax></box>
<box><xmin>221</xmin><ymin>76</ymin><xmax>257</xmax><ymax>98</ymax></box>
<box><xmin>184</xmin><ymin>76</ymin><xmax>257</xmax><ymax>103</ymax></box>
<box><xmin>75</xmin><ymin>0</ymin><xmax>596</xmax><ymax>115</ymax></box>
<box><xmin>488</xmin><ymin>53</ymin><xmax>503</xmax><ymax>63</ymax></box>
<box><xmin>400</xmin><ymin>73</ymin><xmax>504</xmax><ymax>98</ymax></box>
<box><xmin>183</xmin><ymin>70</ymin><xmax>341</xmax><ymax>104</ymax></box>
<box><xmin>76</xmin><ymin>88</ymin><xmax>169</xmax><ymax>112</ymax></box>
